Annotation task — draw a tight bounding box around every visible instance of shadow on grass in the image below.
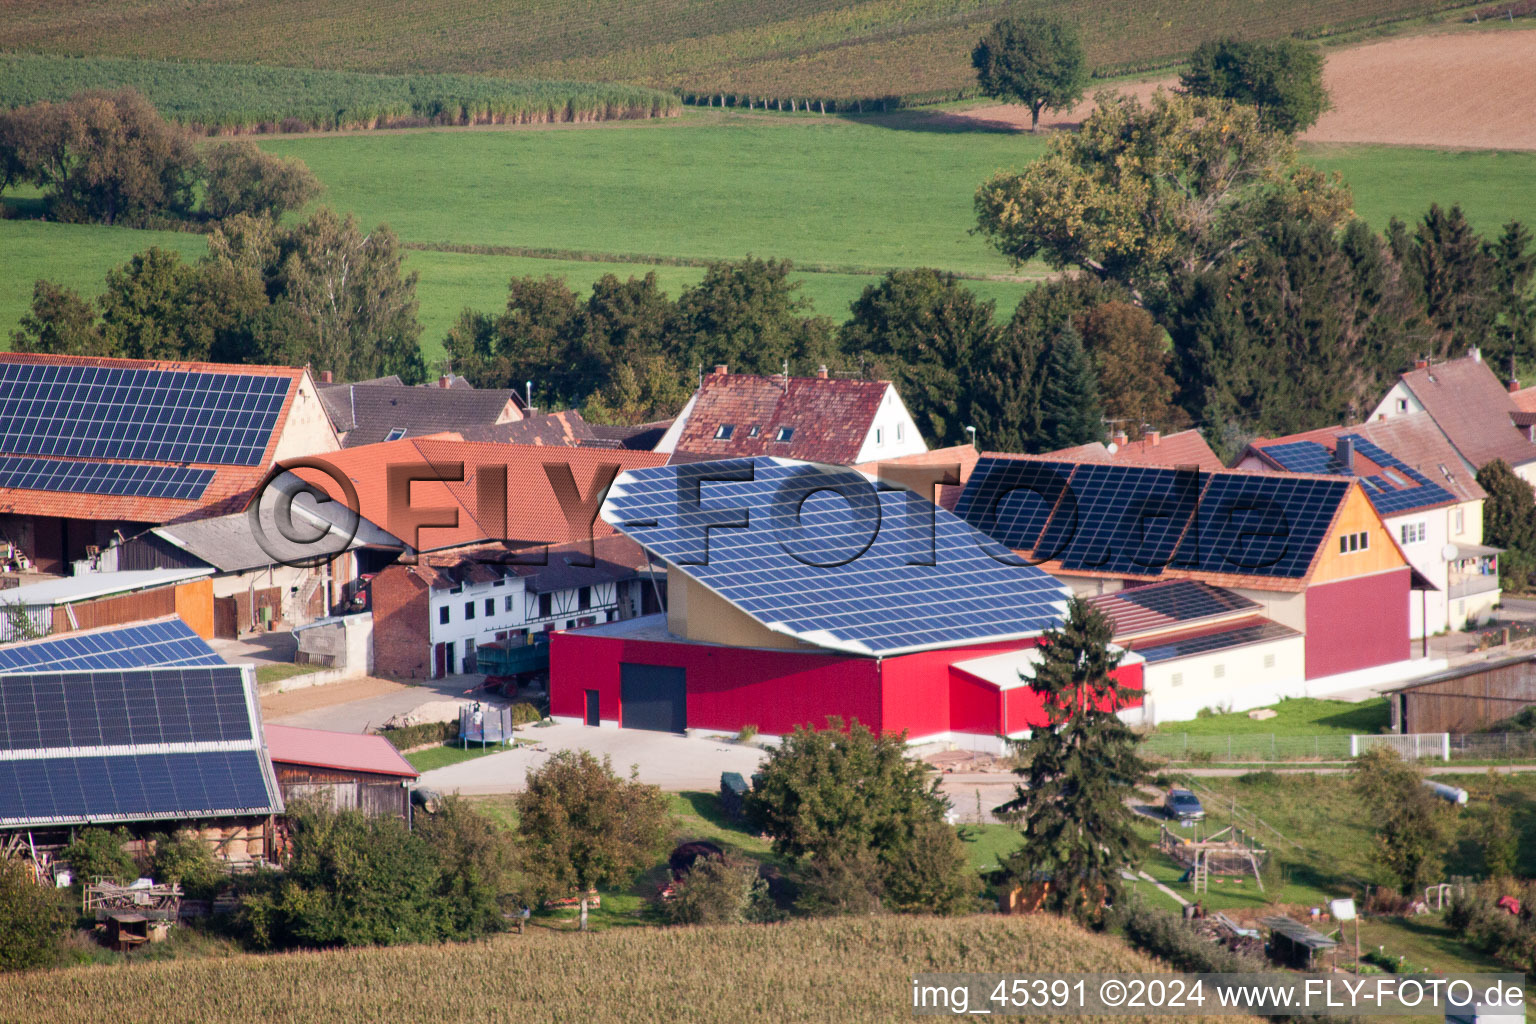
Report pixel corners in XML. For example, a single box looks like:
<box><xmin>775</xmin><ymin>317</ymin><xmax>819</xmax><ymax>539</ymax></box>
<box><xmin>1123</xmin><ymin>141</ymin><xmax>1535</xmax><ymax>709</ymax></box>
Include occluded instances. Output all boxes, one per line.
<box><xmin>835</xmin><ymin>109</ymin><xmax>1025</xmax><ymax>135</ymax></box>
<box><xmin>1310</xmin><ymin>698</ymin><xmax>1390</xmax><ymax>734</ymax></box>
<box><xmin>677</xmin><ymin>790</ymin><xmax>737</xmax><ymax>831</ymax></box>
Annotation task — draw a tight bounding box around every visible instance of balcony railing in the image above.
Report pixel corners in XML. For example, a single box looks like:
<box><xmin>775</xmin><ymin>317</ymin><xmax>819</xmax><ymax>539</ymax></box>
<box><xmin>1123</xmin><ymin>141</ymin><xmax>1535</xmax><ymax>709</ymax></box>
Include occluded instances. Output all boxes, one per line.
<box><xmin>1449</xmin><ymin>574</ymin><xmax>1500</xmax><ymax>600</ymax></box>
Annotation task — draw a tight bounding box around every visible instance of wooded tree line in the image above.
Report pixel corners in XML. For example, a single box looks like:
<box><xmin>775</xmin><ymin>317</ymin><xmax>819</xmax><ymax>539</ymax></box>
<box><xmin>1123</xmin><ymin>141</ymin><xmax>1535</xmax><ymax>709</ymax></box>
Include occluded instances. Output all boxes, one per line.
<box><xmin>11</xmin><ymin>210</ymin><xmax>427</xmax><ymax>383</ymax></box>
<box><xmin>0</xmin><ymin>89</ymin><xmax>319</xmax><ymax>226</ymax></box>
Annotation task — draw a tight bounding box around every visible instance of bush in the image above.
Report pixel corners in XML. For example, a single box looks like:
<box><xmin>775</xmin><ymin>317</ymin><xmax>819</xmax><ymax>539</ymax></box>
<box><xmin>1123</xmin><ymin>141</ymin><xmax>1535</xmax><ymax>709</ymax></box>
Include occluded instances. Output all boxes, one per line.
<box><xmin>794</xmin><ymin>849</ymin><xmax>886</xmax><ymax>917</ymax></box>
<box><xmin>238</xmin><ymin>806</ymin><xmax>448</xmax><ymax>950</ymax></box>
<box><xmin>0</xmin><ymin>855</ymin><xmax>66</xmax><ymax>971</ymax></box>
<box><xmin>379</xmin><ymin>720</ymin><xmax>458</xmax><ymax>750</ymax></box>
<box><xmin>664</xmin><ymin>857</ymin><xmax>776</xmax><ymax>925</ymax></box>
<box><xmin>1122</xmin><ymin>905</ymin><xmax>1264</xmax><ymax>973</ymax></box>
<box><xmin>1237</xmin><ymin>770</ymin><xmax>1282</xmax><ymax>788</ymax></box>
<box><xmin>62</xmin><ymin>827</ymin><xmax>136</xmax><ymax>884</ymax></box>
<box><xmin>149</xmin><ymin>830</ymin><xmax>223</xmax><ymax>898</ymax></box>
<box><xmin>736</xmin><ymin>724</ymin><xmax>759</xmax><ymax>744</ymax></box>
<box><xmin>201</xmin><ymin>141</ymin><xmax>321</xmax><ymax>221</ymax></box>
<box><xmin>509</xmin><ymin>702</ymin><xmax>543</xmax><ymax>727</ymax></box>
<box><xmin>1448</xmin><ymin>880</ymin><xmax>1536</xmax><ymax>973</ymax></box>
<box><xmin>414</xmin><ymin>795</ymin><xmax>523</xmax><ymax>937</ymax></box>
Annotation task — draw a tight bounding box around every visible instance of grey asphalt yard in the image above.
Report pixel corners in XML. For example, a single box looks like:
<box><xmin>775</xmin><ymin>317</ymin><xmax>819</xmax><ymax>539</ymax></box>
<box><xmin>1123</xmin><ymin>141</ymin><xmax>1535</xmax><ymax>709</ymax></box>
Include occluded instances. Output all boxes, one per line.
<box><xmin>417</xmin><ymin>722</ymin><xmax>769</xmax><ymax>794</ymax></box>
<box><xmin>263</xmin><ymin>675</ymin><xmax>498</xmax><ymax>733</ymax></box>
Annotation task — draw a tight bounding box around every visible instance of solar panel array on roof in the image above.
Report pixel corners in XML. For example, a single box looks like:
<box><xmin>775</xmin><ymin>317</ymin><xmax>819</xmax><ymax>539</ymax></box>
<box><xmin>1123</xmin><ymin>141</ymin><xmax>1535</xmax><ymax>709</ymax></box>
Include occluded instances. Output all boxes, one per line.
<box><xmin>0</xmin><ymin>667</ymin><xmax>253</xmax><ymax>750</ymax></box>
<box><xmin>0</xmin><ymin>751</ymin><xmax>276</xmax><ymax>826</ymax></box>
<box><xmin>1037</xmin><ymin>464</ymin><xmax>1202</xmax><ymax>574</ymax></box>
<box><xmin>1262</xmin><ymin>441</ymin><xmax>1340</xmax><ymax>475</ymax></box>
<box><xmin>1339</xmin><ymin>435</ymin><xmax>1457</xmax><ymax>513</ymax></box>
<box><xmin>0</xmin><ymin>456</ymin><xmax>213</xmax><ymax>500</ymax></box>
<box><xmin>602</xmin><ymin>457</ymin><xmax>1071</xmax><ymax>655</ymax></box>
<box><xmin>1133</xmin><ymin>620</ymin><xmax>1298</xmax><ymax>664</ymax></box>
<box><xmin>1113</xmin><ymin>581</ymin><xmax>1257</xmax><ymax>622</ymax></box>
<box><xmin>0</xmin><ymin>619</ymin><xmax>223</xmax><ymax>674</ymax></box>
<box><xmin>0</xmin><ymin>665</ymin><xmax>281</xmax><ymax>827</ymax></box>
<box><xmin>957</xmin><ymin>458</ymin><xmax>1352</xmax><ymax>581</ymax></box>
<box><xmin>1176</xmin><ymin>474</ymin><xmax>1349</xmax><ymax>579</ymax></box>
<box><xmin>0</xmin><ymin>363</ymin><xmax>288</xmax><ymax>467</ymax></box>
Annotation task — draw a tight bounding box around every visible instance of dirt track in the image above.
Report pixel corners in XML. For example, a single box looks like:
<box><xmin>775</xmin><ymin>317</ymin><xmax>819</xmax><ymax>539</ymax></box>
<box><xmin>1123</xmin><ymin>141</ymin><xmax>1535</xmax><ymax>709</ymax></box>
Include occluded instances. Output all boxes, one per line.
<box><xmin>952</xmin><ymin>27</ymin><xmax>1536</xmax><ymax>151</ymax></box>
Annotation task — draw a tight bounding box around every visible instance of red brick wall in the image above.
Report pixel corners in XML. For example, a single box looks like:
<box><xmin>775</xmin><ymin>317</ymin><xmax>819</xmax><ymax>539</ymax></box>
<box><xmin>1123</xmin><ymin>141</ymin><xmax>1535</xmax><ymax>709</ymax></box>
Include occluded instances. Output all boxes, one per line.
<box><xmin>370</xmin><ymin>565</ymin><xmax>431</xmax><ymax>679</ymax></box>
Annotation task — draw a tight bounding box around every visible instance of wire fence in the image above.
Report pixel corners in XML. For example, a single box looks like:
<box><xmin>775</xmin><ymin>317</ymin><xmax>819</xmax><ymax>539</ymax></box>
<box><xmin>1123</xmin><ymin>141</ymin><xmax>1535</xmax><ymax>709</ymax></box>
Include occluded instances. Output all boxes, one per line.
<box><xmin>1145</xmin><ymin>730</ymin><xmax>1536</xmax><ymax>762</ymax></box>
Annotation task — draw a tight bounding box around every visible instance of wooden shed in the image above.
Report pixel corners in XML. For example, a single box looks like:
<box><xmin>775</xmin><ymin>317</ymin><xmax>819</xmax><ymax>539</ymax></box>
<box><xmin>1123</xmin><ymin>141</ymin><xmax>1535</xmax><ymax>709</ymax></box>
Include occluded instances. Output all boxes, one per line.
<box><xmin>263</xmin><ymin>725</ymin><xmax>419</xmax><ymax>820</ymax></box>
<box><xmin>1385</xmin><ymin>654</ymin><xmax>1536</xmax><ymax>733</ymax></box>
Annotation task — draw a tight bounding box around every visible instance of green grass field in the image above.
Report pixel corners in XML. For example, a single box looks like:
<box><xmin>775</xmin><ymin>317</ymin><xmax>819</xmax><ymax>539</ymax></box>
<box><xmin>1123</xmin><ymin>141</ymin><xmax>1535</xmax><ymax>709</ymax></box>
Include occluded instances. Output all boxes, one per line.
<box><xmin>0</xmin><ymin>0</ymin><xmax>1475</xmax><ymax>104</ymax></box>
<box><xmin>1154</xmin><ymin>698</ymin><xmax>1391</xmax><ymax>737</ymax></box>
<box><xmin>7</xmin><ymin>111</ymin><xmax>1536</xmax><ymax>366</ymax></box>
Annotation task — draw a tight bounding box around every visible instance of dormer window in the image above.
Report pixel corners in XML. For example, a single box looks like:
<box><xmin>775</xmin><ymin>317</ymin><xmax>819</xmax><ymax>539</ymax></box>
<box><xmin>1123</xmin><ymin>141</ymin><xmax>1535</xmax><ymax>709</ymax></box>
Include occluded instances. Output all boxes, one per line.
<box><xmin>715</xmin><ymin>424</ymin><xmax>734</xmax><ymax>440</ymax></box>
<box><xmin>775</xmin><ymin>426</ymin><xmax>794</xmax><ymax>442</ymax></box>
<box><xmin>384</xmin><ymin>427</ymin><xmax>407</xmax><ymax>442</ymax></box>
<box><xmin>747</xmin><ymin>426</ymin><xmax>760</xmax><ymax>438</ymax></box>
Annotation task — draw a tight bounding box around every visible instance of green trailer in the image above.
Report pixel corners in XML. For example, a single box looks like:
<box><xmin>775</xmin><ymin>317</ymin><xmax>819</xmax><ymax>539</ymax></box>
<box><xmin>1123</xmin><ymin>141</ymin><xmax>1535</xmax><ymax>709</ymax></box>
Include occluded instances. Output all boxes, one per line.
<box><xmin>477</xmin><ymin>635</ymin><xmax>550</xmax><ymax>679</ymax></box>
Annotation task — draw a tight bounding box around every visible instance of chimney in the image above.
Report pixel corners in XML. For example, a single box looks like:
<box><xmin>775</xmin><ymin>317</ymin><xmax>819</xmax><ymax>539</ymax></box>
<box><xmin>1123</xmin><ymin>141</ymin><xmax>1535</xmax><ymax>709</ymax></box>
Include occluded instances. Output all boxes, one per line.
<box><xmin>712</xmin><ymin>364</ymin><xmax>729</xmax><ymax>376</ymax></box>
<box><xmin>1145</xmin><ymin>429</ymin><xmax>1161</xmax><ymax>447</ymax></box>
<box><xmin>816</xmin><ymin>365</ymin><xmax>828</xmax><ymax>379</ymax></box>
<box><xmin>1415</xmin><ymin>358</ymin><xmax>1429</xmax><ymax>371</ymax></box>
<box><xmin>1509</xmin><ymin>379</ymin><xmax>1521</xmax><ymax>394</ymax></box>
<box><xmin>1469</xmin><ymin>346</ymin><xmax>1482</xmax><ymax>363</ymax></box>
<box><xmin>319</xmin><ymin>369</ymin><xmax>333</xmax><ymax>384</ymax></box>
<box><xmin>1112</xmin><ymin>430</ymin><xmax>1128</xmax><ymax>446</ymax></box>
<box><xmin>438</xmin><ymin>374</ymin><xmax>453</xmax><ymax>389</ymax></box>
<box><xmin>1337</xmin><ymin>437</ymin><xmax>1355</xmax><ymax>473</ymax></box>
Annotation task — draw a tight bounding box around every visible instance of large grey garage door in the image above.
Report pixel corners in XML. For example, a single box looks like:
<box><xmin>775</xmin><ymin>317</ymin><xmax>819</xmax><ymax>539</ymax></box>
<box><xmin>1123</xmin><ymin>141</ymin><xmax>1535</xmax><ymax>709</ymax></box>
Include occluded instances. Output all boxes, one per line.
<box><xmin>620</xmin><ymin>663</ymin><xmax>687</xmax><ymax>733</ymax></box>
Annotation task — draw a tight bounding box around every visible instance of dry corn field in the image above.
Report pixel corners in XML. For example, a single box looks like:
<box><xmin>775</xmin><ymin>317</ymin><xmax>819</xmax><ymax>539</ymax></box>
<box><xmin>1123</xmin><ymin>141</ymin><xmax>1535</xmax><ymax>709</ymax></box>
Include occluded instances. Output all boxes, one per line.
<box><xmin>0</xmin><ymin>916</ymin><xmax>1261</xmax><ymax>1024</ymax></box>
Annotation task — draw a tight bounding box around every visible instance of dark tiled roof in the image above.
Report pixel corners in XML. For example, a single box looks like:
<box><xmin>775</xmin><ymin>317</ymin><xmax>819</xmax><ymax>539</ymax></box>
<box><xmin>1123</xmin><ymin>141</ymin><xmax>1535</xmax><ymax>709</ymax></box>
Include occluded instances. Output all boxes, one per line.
<box><xmin>671</xmin><ymin>372</ymin><xmax>891</xmax><ymax>465</ymax></box>
<box><xmin>319</xmin><ymin>381</ymin><xmax>526</xmax><ymax>446</ymax></box>
<box><xmin>1088</xmin><ymin>580</ymin><xmax>1259</xmax><ymax>639</ymax></box>
<box><xmin>459</xmin><ymin>411</ymin><xmax>598</xmax><ymax>447</ymax></box>
<box><xmin>1398</xmin><ymin>356</ymin><xmax>1536</xmax><ymax>469</ymax></box>
<box><xmin>584</xmin><ymin>419</ymin><xmax>673</xmax><ymax>451</ymax></box>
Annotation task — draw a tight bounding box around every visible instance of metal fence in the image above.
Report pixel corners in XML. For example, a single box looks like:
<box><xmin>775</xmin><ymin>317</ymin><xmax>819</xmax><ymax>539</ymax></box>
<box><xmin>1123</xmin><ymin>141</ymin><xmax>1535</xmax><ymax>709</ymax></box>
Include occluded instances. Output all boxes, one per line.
<box><xmin>1146</xmin><ymin>730</ymin><xmax>1536</xmax><ymax>762</ymax></box>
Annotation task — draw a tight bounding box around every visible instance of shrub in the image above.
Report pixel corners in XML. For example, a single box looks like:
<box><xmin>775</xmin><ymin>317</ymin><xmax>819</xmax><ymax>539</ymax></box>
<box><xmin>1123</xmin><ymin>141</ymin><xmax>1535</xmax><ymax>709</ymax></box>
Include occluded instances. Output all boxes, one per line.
<box><xmin>150</xmin><ymin>830</ymin><xmax>223</xmax><ymax>898</ymax></box>
<box><xmin>414</xmin><ymin>795</ymin><xmax>523</xmax><ymax>937</ymax></box>
<box><xmin>664</xmin><ymin>857</ymin><xmax>775</xmax><ymax>925</ymax></box>
<box><xmin>794</xmin><ymin>849</ymin><xmax>886</xmax><ymax>917</ymax></box>
<box><xmin>62</xmin><ymin>827</ymin><xmax>136</xmax><ymax>884</ymax></box>
<box><xmin>1121</xmin><ymin>905</ymin><xmax>1264</xmax><ymax>974</ymax></box>
<box><xmin>0</xmin><ymin>855</ymin><xmax>65</xmax><ymax>971</ymax></box>
<box><xmin>201</xmin><ymin>141</ymin><xmax>321</xmax><ymax>221</ymax></box>
<box><xmin>1448</xmin><ymin>880</ymin><xmax>1536</xmax><ymax>973</ymax></box>
<box><xmin>1237</xmin><ymin>770</ymin><xmax>1282</xmax><ymax>789</ymax></box>
<box><xmin>509</xmin><ymin>702</ymin><xmax>543</xmax><ymax>727</ymax></box>
<box><xmin>378</xmin><ymin>720</ymin><xmax>458</xmax><ymax>750</ymax></box>
<box><xmin>736</xmin><ymin>724</ymin><xmax>759</xmax><ymax>744</ymax></box>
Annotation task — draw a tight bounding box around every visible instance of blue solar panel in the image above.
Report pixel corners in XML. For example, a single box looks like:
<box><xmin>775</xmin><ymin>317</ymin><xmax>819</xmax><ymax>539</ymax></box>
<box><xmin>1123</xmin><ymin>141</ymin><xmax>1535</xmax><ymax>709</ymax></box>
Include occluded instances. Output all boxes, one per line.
<box><xmin>1370</xmin><ymin>483</ymin><xmax>1457</xmax><ymax>514</ymax></box>
<box><xmin>0</xmin><ymin>619</ymin><xmax>223</xmax><ymax>674</ymax></box>
<box><xmin>1262</xmin><ymin>441</ymin><xmax>1339</xmax><ymax>474</ymax></box>
<box><xmin>1132</xmin><ymin>620</ymin><xmax>1298</xmax><ymax>664</ymax></box>
<box><xmin>1111</xmin><ymin>581</ymin><xmax>1257</xmax><ymax>622</ymax></box>
<box><xmin>1175</xmin><ymin>475</ymin><xmax>1350</xmax><ymax>578</ymax></box>
<box><xmin>602</xmin><ymin>457</ymin><xmax>1071</xmax><ymax>654</ymax></box>
<box><xmin>1038</xmin><ymin>464</ymin><xmax>1203</xmax><ymax>575</ymax></box>
<box><xmin>0</xmin><ymin>456</ymin><xmax>213</xmax><ymax>500</ymax></box>
<box><xmin>950</xmin><ymin>457</ymin><xmax>1079</xmax><ymax>553</ymax></box>
<box><xmin>1339</xmin><ymin>435</ymin><xmax>1457</xmax><ymax>513</ymax></box>
<box><xmin>0</xmin><ymin>363</ymin><xmax>289</xmax><ymax>467</ymax></box>
<box><xmin>0</xmin><ymin>750</ymin><xmax>278</xmax><ymax>825</ymax></box>
<box><xmin>0</xmin><ymin>667</ymin><xmax>252</xmax><ymax>750</ymax></box>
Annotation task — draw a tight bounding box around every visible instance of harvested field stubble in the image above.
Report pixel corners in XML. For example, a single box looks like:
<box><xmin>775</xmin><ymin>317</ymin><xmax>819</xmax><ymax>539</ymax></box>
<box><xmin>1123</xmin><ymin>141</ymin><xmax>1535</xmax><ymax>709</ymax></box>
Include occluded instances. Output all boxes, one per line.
<box><xmin>0</xmin><ymin>916</ymin><xmax>1260</xmax><ymax>1023</ymax></box>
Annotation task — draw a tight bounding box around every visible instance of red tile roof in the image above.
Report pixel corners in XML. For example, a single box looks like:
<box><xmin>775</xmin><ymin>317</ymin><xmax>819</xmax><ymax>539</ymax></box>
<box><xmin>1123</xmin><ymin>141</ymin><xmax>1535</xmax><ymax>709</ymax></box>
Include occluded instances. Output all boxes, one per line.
<box><xmin>854</xmin><ymin>444</ymin><xmax>981</xmax><ymax>511</ymax></box>
<box><xmin>292</xmin><ymin>439</ymin><xmax>668</xmax><ymax>553</ymax></box>
<box><xmin>1511</xmin><ymin>386</ymin><xmax>1536</xmax><ymax>414</ymax></box>
<box><xmin>671</xmin><ymin>372</ymin><xmax>892</xmax><ymax>465</ymax></box>
<box><xmin>263</xmin><ymin>724</ymin><xmax>418</xmax><ymax>778</ymax></box>
<box><xmin>1040</xmin><ymin>430</ymin><xmax>1224</xmax><ymax>473</ymax></box>
<box><xmin>1397</xmin><ymin>355</ymin><xmax>1536</xmax><ymax>469</ymax></box>
<box><xmin>0</xmin><ymin>354</ymin><xmax>308</xmax><ymax>524</ymax></box>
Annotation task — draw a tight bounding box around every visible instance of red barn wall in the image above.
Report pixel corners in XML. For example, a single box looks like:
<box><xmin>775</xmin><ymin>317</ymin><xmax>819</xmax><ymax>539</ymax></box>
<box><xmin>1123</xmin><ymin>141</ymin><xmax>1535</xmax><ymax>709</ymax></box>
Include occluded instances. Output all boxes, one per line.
<box><xmin>550</xmin><ymin>632</ymin><xmax>882</xmax><ymax>736</ymax></box>
<box><xmin>1304</xmin><ymin>568</ymin><xmax>1409</xmax><ymax>679</ymax></box>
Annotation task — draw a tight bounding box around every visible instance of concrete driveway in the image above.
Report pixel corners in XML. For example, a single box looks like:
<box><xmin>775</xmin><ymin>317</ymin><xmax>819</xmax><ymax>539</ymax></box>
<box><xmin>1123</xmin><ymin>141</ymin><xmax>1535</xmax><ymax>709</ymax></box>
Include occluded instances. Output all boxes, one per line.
<box><xmin>417</xmin><ymin>722</ymin><xmax>768</xmax><ymax>794</ymax></box>
<box><xmin>262</xmin><ymin>674</ymin><xmax>500</xmax><ymax>734</ymax></box>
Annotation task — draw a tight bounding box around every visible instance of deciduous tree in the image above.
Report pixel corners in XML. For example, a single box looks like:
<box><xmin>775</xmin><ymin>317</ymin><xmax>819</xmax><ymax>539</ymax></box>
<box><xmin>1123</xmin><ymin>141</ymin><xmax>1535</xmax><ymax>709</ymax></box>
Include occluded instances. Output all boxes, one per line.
<box><xmin>1073</xmin><ymin>301</ymin><xmax>1183</xmax><ymax>434</ymax></box>
<box><xmin>1181</xmin><ymin>38</ymin><xmax>1331</xmax><ymax>134</ymax></box>
<box><xmin>670</xmin><ymin>257</ymin><xmax>835</xmax><ymax>378</ymax></box>
<box><xmin>9</xmin><ymin>280</ymin><xmax>108</xmax><ymax>356</ymax></box>
<box><xmin>514</xmin><ymin>750</ymin><xmax>672</xmax><ymax>930</ymax></box>
<box><xmin>0</xmin><ymin>854</ymin><xmax>64</xmax><ymax>971</ymax></box>
<box><xmin>1352</xmin><ymin>748</ymin><xmax>1450</xmax><ymax>894</ymax></box>
<box><xmin>975</xmin><ymin>91</ymin><xmax>1351</xmax><ymax>298</ymax></box>
<box><xmin>201</xmin><ymin>140</ymin><xmax>322</xmax><ymax>221</ymax></box>
<box><xmin>972</xmin><ymin>17</ymin><xmax>1089</xmax><ymax>132</ymax></box>
<box><xmin>1004</xmin><ymin>598</ymin><xmax>1147</xmax><ymax>927</ymax></box>
<box><xmin>1476</xmin><ymin>459</ymin><xmax>1536</xmax><ymax>592</ymax></box>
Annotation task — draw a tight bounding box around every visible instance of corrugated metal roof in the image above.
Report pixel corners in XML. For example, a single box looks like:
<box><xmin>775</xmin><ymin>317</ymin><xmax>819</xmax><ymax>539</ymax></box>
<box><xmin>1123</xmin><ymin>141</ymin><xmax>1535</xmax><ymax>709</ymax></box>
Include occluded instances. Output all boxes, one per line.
<box><xmin>263</xmin><ymin>724</ymin><xmax>418</xmax><ymax>779</ymax></box>
<box><xmin>0</xmin><ymin>567</ymin><xmax>212</xmax><ymax>606</ymax></box>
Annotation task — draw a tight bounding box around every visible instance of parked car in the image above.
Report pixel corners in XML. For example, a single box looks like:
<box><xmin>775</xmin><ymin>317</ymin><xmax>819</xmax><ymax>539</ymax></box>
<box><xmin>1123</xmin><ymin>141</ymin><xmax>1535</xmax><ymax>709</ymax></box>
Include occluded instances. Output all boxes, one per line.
<box><xmin>1164</xmin><ymin>788</ymin><xmax>1205</xmax><ymax>822</ymax></box>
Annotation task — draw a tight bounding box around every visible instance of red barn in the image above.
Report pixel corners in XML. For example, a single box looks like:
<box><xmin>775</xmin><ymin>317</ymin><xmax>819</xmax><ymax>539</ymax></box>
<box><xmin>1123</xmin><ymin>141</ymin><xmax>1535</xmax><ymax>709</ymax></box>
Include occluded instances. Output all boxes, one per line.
<box><xmin>550</xmin><ymin>457</ymin><xmax>1143</xmax><ymax>748</ymax></box>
